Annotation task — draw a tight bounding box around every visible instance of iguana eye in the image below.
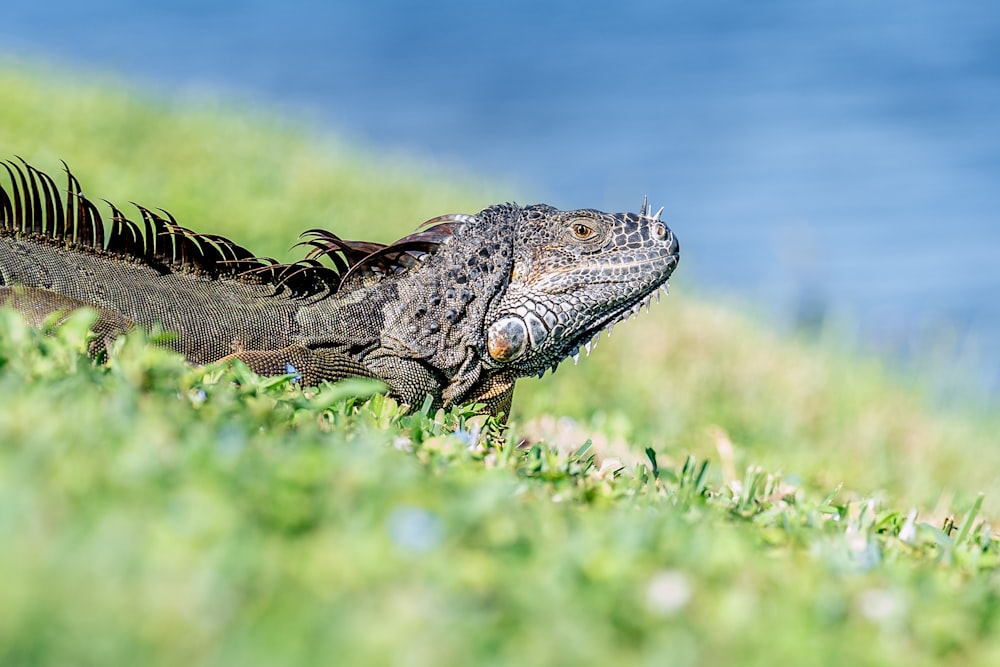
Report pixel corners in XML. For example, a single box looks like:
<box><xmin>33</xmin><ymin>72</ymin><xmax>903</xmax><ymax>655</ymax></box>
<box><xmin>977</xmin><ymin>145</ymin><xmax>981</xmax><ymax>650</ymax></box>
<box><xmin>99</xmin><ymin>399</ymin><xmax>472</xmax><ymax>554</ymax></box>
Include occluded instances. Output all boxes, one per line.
<box><xmin>571</xmin><ymin>222</ymin><xmax>594</xmax><ymax>240</ymax></box>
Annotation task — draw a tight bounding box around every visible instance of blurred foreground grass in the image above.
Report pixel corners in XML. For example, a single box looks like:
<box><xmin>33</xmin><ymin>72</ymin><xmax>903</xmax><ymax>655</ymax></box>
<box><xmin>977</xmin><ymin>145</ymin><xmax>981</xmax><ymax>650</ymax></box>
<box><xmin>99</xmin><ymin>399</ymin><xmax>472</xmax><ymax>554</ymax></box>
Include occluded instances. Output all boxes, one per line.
<box><xmin>2</xmin><ymin>61</ymin><xmax>1000</xmax><ymax>666</ymax></box>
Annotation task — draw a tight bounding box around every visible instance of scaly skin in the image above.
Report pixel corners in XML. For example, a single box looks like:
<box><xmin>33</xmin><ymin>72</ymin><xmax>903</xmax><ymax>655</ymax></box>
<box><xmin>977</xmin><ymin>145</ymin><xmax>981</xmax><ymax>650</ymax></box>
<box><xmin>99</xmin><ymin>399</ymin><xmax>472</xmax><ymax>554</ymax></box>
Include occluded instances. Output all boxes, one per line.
<box><xmin>0</xmin><ymin>161</ymin><xmax>679</xmax><ymax>418</ymax></box>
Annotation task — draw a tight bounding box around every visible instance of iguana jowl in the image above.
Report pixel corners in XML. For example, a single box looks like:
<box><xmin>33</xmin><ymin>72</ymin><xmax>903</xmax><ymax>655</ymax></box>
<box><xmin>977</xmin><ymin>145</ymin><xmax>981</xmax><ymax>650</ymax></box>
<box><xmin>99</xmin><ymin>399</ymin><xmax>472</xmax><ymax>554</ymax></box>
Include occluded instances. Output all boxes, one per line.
<box><xmin>0</xmin><ymin>160</ymin><xmax>679</xmax><ymax>418</ymax></box>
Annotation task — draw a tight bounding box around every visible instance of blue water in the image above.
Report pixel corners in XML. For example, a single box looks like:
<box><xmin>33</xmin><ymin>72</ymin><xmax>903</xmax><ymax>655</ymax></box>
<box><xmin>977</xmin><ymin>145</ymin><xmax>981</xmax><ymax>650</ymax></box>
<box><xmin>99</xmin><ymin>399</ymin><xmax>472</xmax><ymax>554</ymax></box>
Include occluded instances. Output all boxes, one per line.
<box><xmin>3</xmin><ymin>0</ymin><xmax>999</xmax><ymax>389</ymax></box>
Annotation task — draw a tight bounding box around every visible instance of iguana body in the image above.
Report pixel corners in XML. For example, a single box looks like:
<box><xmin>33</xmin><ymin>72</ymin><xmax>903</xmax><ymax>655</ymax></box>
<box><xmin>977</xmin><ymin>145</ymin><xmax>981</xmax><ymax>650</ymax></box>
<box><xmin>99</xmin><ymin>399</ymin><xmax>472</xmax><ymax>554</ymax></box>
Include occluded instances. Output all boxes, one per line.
<box><xmin>0</xmin><ymin>160</ymin><xmax>679</xmax><ymax>417</ymax></box>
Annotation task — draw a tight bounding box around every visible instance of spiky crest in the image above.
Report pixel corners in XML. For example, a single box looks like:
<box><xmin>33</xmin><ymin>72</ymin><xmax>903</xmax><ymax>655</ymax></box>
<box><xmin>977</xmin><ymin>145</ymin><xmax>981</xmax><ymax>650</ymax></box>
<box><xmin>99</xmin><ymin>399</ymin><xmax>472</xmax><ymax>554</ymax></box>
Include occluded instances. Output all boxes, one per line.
<box><xmin>0</xmin><ymin>160</ymin><xmax>462</xmax><ymax>298</ymax></box>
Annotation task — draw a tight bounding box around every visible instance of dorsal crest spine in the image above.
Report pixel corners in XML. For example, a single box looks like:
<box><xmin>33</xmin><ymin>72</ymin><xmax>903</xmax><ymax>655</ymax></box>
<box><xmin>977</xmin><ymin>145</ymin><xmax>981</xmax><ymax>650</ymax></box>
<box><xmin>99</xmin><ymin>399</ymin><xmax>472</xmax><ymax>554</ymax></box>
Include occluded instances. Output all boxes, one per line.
<box><xmin>0</xmin><ymin>160</ymin><xmax>466</xmax><ymax>298</ymax></box>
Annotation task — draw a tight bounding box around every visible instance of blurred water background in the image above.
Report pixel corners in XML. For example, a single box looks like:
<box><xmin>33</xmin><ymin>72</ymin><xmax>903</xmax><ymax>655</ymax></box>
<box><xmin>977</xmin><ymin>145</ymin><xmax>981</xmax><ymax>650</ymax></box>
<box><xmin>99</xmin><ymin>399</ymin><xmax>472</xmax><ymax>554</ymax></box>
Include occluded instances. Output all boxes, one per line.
<box><xmin>2</xmin><ymin>0</ymin><xmax>998</xmax><ymax>392</ymax></box>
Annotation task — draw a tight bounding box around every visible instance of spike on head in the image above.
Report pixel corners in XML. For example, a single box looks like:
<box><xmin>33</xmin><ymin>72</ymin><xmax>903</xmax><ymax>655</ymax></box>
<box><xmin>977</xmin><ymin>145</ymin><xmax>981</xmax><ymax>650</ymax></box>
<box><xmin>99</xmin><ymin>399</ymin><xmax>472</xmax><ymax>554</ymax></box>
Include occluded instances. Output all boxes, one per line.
<box><xmin>639</xmin><ymin>197</ymin><xmax>665</xmax><ymax>223</ymax></box>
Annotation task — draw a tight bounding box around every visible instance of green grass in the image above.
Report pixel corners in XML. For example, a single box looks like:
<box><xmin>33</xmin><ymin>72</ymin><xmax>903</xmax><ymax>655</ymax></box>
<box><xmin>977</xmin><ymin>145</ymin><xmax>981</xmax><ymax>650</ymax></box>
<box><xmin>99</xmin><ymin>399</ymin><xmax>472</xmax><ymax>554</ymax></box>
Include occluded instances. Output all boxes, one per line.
<box><xmin>3</xmin><ymin>60</ymin><xmax>1000</xmax><ymax>666</ymax></box>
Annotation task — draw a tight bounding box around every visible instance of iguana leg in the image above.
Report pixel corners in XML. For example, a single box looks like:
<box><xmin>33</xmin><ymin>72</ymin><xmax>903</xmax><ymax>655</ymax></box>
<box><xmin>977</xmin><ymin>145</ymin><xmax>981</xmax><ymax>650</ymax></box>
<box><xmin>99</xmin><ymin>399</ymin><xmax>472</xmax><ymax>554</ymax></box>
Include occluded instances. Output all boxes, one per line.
<box><xmin>223</xmin><ymin>346</ymin><xmax>446</xmax><ymax>413</ymax></box>
<box><xmin>462</xmin><ymin>372</ymin><xmax>516</xmax><ymax>421</ymax></box>
<box><xmin>220</xmin><ymin>345</ymin><xmax>380</xmax><ymax>388</ymax></box>
<box><xmin>0</xmin><ymin>286</ymin><xmax>135</xmax><ymax>356</ymax></box>
<box><xmin>362</xmin><ymin>353</ymin><xmax>444</xmax><ymax>411</ymax></box>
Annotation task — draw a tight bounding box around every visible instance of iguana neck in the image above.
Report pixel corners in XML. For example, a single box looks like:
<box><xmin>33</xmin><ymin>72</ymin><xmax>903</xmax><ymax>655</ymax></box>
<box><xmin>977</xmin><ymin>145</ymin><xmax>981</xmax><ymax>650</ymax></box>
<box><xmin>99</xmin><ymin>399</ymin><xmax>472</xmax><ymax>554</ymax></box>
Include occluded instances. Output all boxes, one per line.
<box><xmin>295</xmin><ymin>207</ymin><xmax>517</xmax><ymax>401</ymax></box>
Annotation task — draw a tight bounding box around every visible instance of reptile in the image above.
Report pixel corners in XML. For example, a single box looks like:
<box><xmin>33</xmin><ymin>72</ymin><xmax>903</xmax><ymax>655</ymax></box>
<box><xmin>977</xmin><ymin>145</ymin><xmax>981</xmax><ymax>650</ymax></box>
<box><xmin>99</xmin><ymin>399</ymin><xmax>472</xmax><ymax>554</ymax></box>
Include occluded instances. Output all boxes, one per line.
<box><xmin>0</xmin><ymin>159</ymin><xmax>679</xmax><ymax>418</ymax></box>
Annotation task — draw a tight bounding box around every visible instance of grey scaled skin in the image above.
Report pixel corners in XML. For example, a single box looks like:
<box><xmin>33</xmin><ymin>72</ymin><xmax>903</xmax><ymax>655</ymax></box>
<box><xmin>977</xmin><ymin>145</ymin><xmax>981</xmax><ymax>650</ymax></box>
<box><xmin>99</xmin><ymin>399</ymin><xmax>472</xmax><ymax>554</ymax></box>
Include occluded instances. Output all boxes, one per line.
<box><xmin>0</xmin><ymin>161</ymin><xmax>679</xmax><ymax>420</ymax></box>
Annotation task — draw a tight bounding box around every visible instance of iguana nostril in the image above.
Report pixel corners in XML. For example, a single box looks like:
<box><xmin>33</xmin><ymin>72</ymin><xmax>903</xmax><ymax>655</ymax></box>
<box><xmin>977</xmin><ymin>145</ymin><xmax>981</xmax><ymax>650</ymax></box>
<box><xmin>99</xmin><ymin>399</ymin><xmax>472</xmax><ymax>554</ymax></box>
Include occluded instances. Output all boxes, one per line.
<box><xmin>653</xmin><ymin>223</ymin><xmax>667</xmax><ymax>240</ymax></box>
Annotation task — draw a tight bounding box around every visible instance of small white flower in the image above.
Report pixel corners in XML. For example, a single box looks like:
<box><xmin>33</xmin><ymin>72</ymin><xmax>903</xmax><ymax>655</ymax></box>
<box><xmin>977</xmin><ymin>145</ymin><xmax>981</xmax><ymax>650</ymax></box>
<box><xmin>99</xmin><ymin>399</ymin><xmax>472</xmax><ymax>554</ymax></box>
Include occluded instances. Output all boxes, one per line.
<box><xmin>898</xmin><ymin>509</ymin><xmax>918</xmax><ymax>543</ymax></box>
<box><xmin>598</xmin><ymin>458</ymin><xmax>624</xmax><ymax>476</ymax></box>
<box><xmin>646</xmin><ymin>570</ymin><xmax>693</xmax><ymax>616</ymax></box>
<box><xmin>858</xmin><ymin>588</ymin><xmax>904</xmax><ymax>625</ymax></box>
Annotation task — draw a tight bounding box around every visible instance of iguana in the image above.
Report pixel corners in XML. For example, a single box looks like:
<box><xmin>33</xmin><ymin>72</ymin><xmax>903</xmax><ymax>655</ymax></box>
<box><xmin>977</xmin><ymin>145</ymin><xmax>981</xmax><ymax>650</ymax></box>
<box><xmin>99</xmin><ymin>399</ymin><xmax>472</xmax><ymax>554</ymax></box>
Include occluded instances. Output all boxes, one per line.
<box><xmin>0</xmin><ymin>159</ymin><xmax>679</xmax><ymax>418</ymax></box>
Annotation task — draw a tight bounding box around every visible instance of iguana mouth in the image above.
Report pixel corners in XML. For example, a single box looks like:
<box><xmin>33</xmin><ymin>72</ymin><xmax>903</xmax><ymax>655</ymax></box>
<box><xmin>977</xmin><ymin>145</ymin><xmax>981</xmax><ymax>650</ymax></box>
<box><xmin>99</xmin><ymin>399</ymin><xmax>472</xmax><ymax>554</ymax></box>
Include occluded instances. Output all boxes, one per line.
<box><xmin>544</xmin><ymin>275</ymin><xmax>676</xmax><ymax>378</ymax></box>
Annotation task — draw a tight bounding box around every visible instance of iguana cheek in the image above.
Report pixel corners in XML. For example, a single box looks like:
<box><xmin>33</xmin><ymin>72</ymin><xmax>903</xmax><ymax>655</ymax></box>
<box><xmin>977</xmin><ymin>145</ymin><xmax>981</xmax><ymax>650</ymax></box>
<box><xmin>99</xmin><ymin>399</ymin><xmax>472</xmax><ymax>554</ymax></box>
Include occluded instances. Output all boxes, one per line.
<box><xmin>487</xmin><ymin>317</ymin><xmax>528</xmax><ymax>362</ymax></box>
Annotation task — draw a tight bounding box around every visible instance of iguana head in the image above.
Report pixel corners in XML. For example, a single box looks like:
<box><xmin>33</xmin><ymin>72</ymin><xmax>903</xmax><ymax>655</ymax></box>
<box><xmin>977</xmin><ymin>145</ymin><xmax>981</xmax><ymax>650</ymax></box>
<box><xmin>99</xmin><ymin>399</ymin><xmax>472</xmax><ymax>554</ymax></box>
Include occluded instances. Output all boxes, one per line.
<box><xmin>481</xmin><ymin>200</ymin><xmax>679</xmax><ymax>378</ymax></box>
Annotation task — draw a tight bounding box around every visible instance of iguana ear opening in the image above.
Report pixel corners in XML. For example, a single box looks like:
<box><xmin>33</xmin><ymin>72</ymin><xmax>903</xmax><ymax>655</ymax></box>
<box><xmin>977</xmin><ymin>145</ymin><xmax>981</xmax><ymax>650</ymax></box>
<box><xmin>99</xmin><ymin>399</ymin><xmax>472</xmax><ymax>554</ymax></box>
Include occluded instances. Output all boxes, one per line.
<box><xmin>509</xmin><ymin>259</ymin><xmax>528</xmax><ymax>284</ymax></box>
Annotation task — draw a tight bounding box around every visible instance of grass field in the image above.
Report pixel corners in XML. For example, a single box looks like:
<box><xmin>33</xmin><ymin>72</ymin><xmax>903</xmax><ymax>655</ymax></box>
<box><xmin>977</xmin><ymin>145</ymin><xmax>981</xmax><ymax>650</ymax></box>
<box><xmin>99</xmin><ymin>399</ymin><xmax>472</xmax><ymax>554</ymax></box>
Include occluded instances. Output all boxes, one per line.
<box><xmin>2</xmin><ymin>60</ymin><xmax>1000</xmax><ymax>666</ymax></box>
